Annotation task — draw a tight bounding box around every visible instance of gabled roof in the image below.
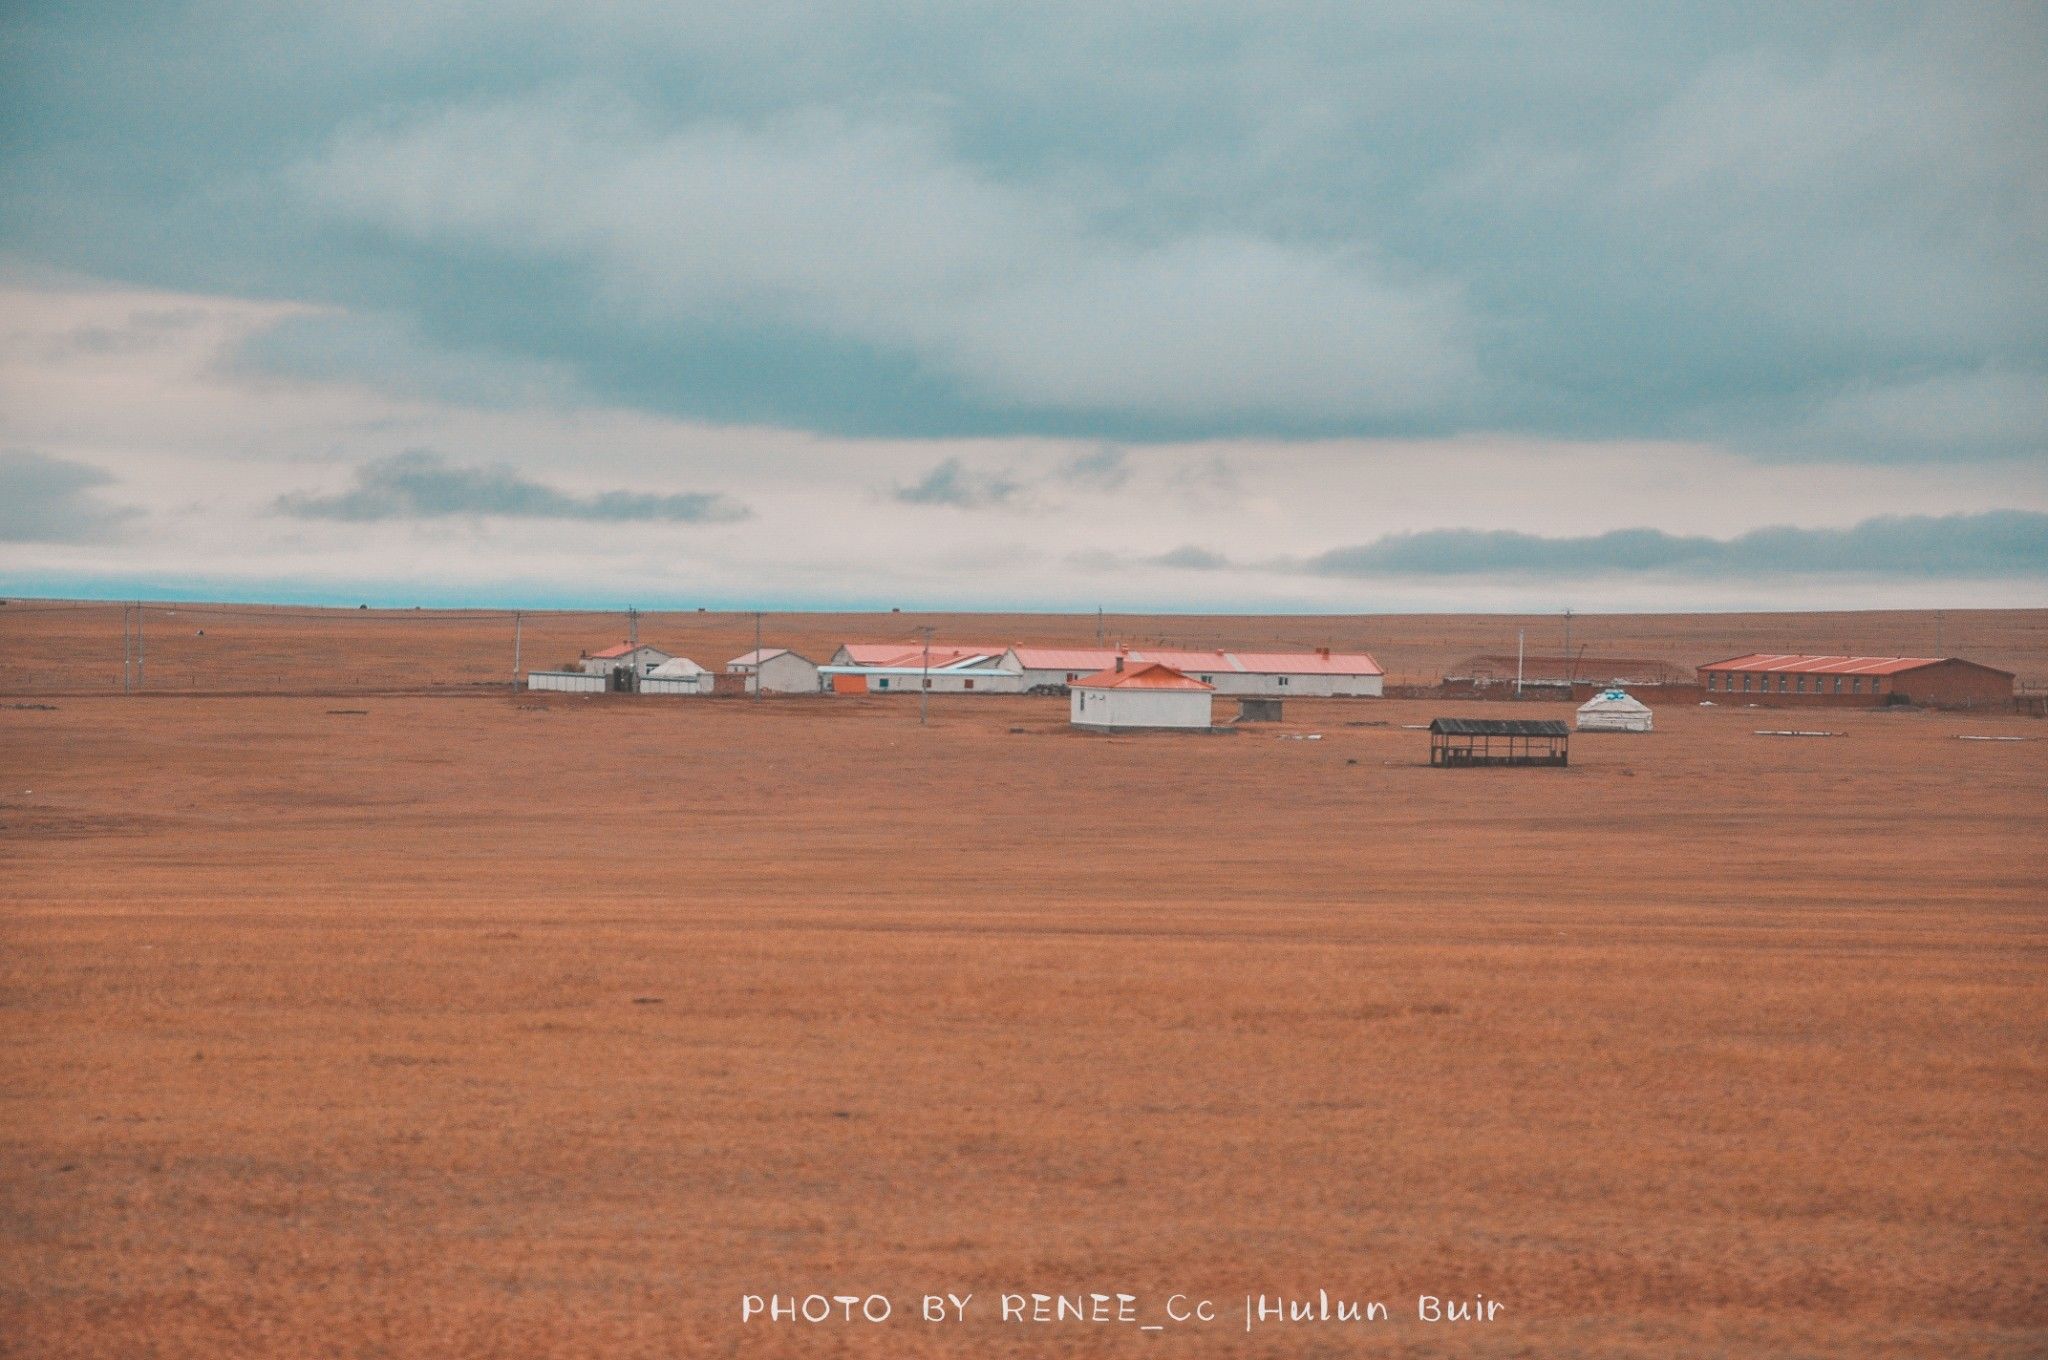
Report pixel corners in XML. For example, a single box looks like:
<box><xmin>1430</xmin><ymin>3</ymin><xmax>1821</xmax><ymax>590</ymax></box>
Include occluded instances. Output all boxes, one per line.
<box><xmin>589</xmin><ymin>641</ymin><xmax>669</xmax><ymax>659</ymax></box>
<box><xmin>1700</xmin><ymin>653</ymin><xmax>1967</xmax><ymax>676</ymax></box>
<box><xmin>728</xmin><ymin>647</ymin><xmax>794</xmax><ymax>666</ymax></box>
<box><xmin>1008</xmin><ymin>646</ymin><xmax>1122</xmax><ymax>671</ymax></box>
<box><xmin>1007</xmin><ymin>645</ymin><xmax>1383</xmax><ymax>676</ymax></box>
<box><xmin>646</xmin><ymin>657</ymin><xmax>707</xmax><ymax>678</ymax></box>
<box><xmin>837</xmin><ymin>643</ymin><xmax>1007</xmax><ymax>670</ymax></box>
<box><xmin>1073</xmin><ymin>661</ymin><xmax>1213</xmax><ymax>691</ymax></box>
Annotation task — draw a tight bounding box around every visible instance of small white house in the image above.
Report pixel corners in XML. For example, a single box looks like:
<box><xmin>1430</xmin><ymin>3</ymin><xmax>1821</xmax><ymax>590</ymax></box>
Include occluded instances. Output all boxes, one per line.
<box><xmin>1577</xmin><ymin>688</ymin><xmax>1654</xmax><ymax>732</ymax></box>
<box><xmin>579</xmin><ymin>642</ymin><xmax>674</xmax><ymax>678</ymax></box>
<box><xmin>1070</xmin><ymin>660</ymin><xmax>1213</xmax><ymax>731</ymax></box>
<box><xmin>727</xmin><ymin>647</ymin><xmax>822</xmax><ymax>694</ymax></box>
<box><xmin>642</xmin><ymin>656</ymin><xmax>714</xmax><ymax>695</ymax></box>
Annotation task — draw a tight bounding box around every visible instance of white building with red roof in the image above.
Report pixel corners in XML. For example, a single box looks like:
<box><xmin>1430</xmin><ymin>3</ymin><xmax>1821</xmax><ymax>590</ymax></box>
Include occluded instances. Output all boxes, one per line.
<box><xmin>577</xmin><ymin>642</ymin><xmax>674</xmax><ymax>678</ymax></box>
<box><xmin>1069</xmin><ymin>659</ymin><xmax>1214</xmax><ymax>731</ymax></box>
<box><xmin>1005</xmin><ymin>645</ymin><xmax>1383</xmax><ymax>697</ymax></box>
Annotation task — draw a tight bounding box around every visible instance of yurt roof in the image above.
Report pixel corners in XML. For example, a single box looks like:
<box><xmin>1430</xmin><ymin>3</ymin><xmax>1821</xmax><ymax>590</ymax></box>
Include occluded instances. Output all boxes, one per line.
<box><xmin>1578</xmin><ymin>688</ymin><xmax>1650</xmax><ymax>712</ymax></box>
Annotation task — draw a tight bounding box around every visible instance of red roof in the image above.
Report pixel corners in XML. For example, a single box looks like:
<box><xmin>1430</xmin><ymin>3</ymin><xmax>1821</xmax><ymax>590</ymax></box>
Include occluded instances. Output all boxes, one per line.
<box><xmin>1008</xmin><ymin>645</ymin><xmax>1382</xmax><ymax>676</ymax></box>
<box><xmin>1701</xmin><ymin>654</ymin><xmax>1955</xmax><ymax>676</ymax></box>
<box><xmin>1072</xmin><ymin>661</ymin><xmax>1213</xmax><ymax>691</ymax></box>
<box><xmin>589</xmin><ymin>641</ymin><xmax>664</xmax><ymax>659</ymax></box>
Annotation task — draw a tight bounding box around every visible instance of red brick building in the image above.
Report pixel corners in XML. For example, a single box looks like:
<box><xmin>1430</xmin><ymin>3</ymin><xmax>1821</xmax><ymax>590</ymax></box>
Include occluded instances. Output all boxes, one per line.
<box><xmin>1698</xmin><ymin>655</ymin><xmax>2015</xmax><ymax>710</ymax></box>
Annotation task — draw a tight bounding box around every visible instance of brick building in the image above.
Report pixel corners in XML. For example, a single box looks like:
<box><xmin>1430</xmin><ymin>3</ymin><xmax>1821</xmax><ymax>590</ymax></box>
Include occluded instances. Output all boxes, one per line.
<box><xmin>1697</xmin><ymin>655</ymin><xmax>2014</xmax><ymax>710</ymax></box>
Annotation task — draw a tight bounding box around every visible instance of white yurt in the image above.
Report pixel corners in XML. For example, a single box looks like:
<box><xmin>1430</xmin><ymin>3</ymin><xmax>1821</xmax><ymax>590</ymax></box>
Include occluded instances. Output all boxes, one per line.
<box><xmin>1576</xmin><ymin>688</ymin><xmax>1653</xmax><ymax>732</ymax></box>
<box><xmin>642</xmin><ymin>656</ymin><xmax>714</xmax><ymax>694</ymax></box>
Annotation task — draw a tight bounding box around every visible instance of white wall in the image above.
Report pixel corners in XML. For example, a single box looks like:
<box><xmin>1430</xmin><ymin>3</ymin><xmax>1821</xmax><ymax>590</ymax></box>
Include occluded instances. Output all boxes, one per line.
<box><xmin>744</xmin><ymin>652</ymin><xmax>822</xmax><ymax>693</ymax></box>
<box><xmin>528</xmin><ymin>670</ymin><xmax>607</xmax><ymax>693</ymax></box>
<box><xmin>642</xmin><ymin>674</ymin><xmax>714</xmax><ymax>696</ymax></box>
<box><xmin>1070</xmin><ymin>686</ymin><xmax>1213</xmax><ymax>730</ymax></box>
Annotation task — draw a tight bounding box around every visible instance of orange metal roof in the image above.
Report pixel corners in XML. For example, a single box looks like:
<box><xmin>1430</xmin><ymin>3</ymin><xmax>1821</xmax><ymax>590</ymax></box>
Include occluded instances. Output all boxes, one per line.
<box><xmin>1072</xmin><ymin>661</ymin><xmax>1213</xmax><ymax>691</ymax></box>
<box><xmin>1700</xmin><ymin>653</ymin><xmax>1954</xmax><ymax>676</ymax></box>
<box><xmin>1209</xmin><ymin>649</ymin><xmax>1383</xmax><ymax>676</ymax></box>
<box><xmin>589</xmin><ymin>641</ymin><xmax>663</xmax><ymax>659</ymax></box>
<box><xmin>1008</xmin><ymin>645</ymin><xmax>1382</xmax><ymax>675</ymax></box>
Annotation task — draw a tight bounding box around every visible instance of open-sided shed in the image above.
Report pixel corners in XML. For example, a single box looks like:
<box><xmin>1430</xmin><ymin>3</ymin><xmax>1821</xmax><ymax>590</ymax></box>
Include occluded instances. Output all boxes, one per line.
<box><xmin>1429</xmin><ymin>717</ymin><xmax>1570</xmax><ymax>767</ymax></box>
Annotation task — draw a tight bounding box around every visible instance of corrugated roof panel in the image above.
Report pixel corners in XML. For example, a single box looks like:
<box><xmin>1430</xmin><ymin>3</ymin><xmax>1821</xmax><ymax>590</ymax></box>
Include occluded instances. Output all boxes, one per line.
<box><xmin>1072</xmin><ymin>662</ymin><xmax>1213</xmax><ymax>691</ymax></box>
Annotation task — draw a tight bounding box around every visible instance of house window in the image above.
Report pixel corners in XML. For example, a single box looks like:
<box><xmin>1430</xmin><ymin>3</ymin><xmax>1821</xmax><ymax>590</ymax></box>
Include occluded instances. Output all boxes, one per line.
<box><xmin>1832</xmin><ymin>676</ymin><xmax>1843</xmax><ymax>693</ymax></box>
<box><xmin>1200</xmin><ymin>675</ymin><xmax>1214</xmax><ymax>684</ymax></box>
<box><xmin>1795</xmin><ymin>675</ymin><xmax>1805</xmax><ymax>692</ymax></box>
<box><xmin>1278</xmin><ymin>676</ymin><xmax>1291</xmax><ymax>687</ymax></box>
<box><xmin>1066</xmin><ymin>672</ymin><xmax>1078</xmax><ymax>682</ymax></box>
<box><xmin>1742</xmin><ymin>674</ymin><xmax>1751</xmax><ymax>692</ymax></box>
<box><xmin>1778</xmin><ymin>675</ymin><xmax>1789</xmax><ymax>691</ymax></box>
<box><xmin>878</xmin><ymin>678</ymin><xmax>890</xmax><ymax>689</ymax></box>
<box><xmin>1851</xmin><ymin>677</ymin><xmax>1862</xmax><ymax>693</ymax></box>
<box><xmin>963</xmin><ymin>679</ymin><xmax>974</xmax><ymax>690</ymax></box>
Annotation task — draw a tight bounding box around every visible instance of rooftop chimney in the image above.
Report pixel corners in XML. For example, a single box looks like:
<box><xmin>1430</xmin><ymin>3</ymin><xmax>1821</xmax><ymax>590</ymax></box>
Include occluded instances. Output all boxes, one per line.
<box><xmin>1115</xmin><ymin>654</ymin><xmax>1125</xmax><ymax>673</ymax></box>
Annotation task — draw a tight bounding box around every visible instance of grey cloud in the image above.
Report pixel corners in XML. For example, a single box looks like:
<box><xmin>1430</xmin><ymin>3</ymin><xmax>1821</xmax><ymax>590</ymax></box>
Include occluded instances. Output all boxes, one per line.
<box><xmin>0</xmin><ymin>450</ymin><xmax>138</xmax><ymax>542</ymax></box>
<box><xmin>277</xmin><ymin>451</ymin><xmax>750</xmax><ymax>523</ymax></box>
<box><xmin>1301</xmin><ymin>512</ymin><xmax>2048</xmax><ymax>579</ymax></box>
<box><xmin>3</xmin><ymin>5</ymin><xmax>2044</xmax><ymax>455</ymax></box>
<box><xmin>1060</xmin><ymin>444</ymin><xmax>1129</xmax><ymax>489</ymax></box>
<box><xmin>892</xmin><ymin>458</ymin><xmax>1022</xmax><ymax>509</ymax></box>
<box><xmin>1152</xmin><ymin>545</ymin><xmax>1232</xmax><ymax>571</ymax></box>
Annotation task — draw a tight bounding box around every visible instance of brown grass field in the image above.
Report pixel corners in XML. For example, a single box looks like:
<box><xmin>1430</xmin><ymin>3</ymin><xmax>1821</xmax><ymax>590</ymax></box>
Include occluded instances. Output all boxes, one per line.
<box><xmin>2</xmin><ymin>603</ymin><xmax>2044</xmax><ymax>1358</ymax></box>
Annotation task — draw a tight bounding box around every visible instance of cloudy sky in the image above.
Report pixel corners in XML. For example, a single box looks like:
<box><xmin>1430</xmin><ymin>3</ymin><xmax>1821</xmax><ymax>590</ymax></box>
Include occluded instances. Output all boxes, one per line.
<box><xmin>1</xmin><ymin>3</ymin><xmax>2042</xmax><ymax>611</ymax></box>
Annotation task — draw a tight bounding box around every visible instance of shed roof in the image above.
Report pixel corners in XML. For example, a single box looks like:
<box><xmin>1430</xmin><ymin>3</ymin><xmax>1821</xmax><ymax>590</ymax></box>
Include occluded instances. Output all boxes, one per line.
<box><xmin>1429</xmin><ymin>717</ymin><xmax>1570</xmax><ymax>736</ymax></box>
<box><xmin>589</xmin><ymin>641</ymin><xmax>669</xmax><ymax>659</ymax></box>
<box><xmin>1072</xmin><ymin>662</ymin><xmax>1213</xmax><ymax>691</ymax></box>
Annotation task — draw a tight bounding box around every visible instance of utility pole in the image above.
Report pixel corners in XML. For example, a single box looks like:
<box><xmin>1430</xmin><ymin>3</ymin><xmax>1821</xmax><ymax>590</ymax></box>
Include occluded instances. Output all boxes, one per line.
<box><xmin>512</xmin><ymin>610</ymin><xmax>523</xmax><ymax>688</ymax></box>
<box><xmin>1516</xmin><ymin>627</ymin><xmax>1525</xmax><ymax>696</ymax></box>
<box><xmin>917</xmin><ymin>624</ymin><xmax>934</xmax><ymax>727</ymax></box>
<box><xmin>122</xmin><ymin>602</ymin><xmax>132</xmax><ymax>694</ymax></box>
<box><xmin>135</xmin><ymin>602</ymin><xmax>144</xmax><ymax>691</ymax></box>
<box><xmin>752</xmin><ymin>610</ymin><xmax>763</xmax><ymax>702</ymax></box>
<box><xmin>1562</xmin><ymin>608</ymin><xmax>1573</xmax><ymax>689</ymax></box>
<box><xmin>1096</xmin><ymin>606</ymin><xmax>1104</xmax><ymax>643</ymax></box>
<box><xmin>1935</xmin><ymin>609</ymin><xmax>1944</xmax><ymax>655</ymax></box>
<box><xmin>628</xmin><ymin>605</ymin><xmax>638</xmax><ymax>646</ymax></box>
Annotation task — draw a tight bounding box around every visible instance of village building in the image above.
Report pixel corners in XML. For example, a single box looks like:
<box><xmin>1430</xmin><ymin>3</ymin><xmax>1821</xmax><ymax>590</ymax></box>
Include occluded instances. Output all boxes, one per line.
<box><xmin>1004</xmin><ymin>646</ymin><xmax>1382</xmax><ymax>696</ymax></box>
<box><xmin>1069</xmin><ymin>660</ymin><xmax>1214</xmax><ymax>731</ymax></box>
<box><xmin>578</xmin><ymin>642</ymin><xmax>674</xmax><ymax>679</ymax></box>
<box><xmin>1697</xmin><ymin>655</ymin><xmax>2014</xmax><ymax>709</ymax></box>
<box><xmin>822</xmin><ymin>642</ymin><xmax>1021</xmax><ymax>694</ymax></box>
<box><xmin>1576</xmin><ymin>688</ymin><xmax>1653</xmax><ymax>732</ymax></box>
<box><xmin>726</xmin><ymin>647</ymin><xmax>822</xmax><ymax>695</ymax></box>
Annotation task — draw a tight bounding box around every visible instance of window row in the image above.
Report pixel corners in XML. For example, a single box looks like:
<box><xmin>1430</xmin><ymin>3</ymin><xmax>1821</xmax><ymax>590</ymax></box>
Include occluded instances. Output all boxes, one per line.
<box><xmin>1704</xmin><ymin>672</ymin><xmax>1882</xmax><ymax>695</ymax></box>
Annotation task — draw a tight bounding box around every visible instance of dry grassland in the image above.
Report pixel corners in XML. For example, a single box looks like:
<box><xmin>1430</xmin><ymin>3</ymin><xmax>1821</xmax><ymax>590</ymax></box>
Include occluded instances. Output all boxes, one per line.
<box><xmin>1</xmin><ymin>604</ymin><xmax>2044</xmax><ymax>1357</ymax></box>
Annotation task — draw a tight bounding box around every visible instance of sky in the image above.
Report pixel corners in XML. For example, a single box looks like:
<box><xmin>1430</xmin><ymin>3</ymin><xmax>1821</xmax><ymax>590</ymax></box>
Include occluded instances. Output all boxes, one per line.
<box><xmin>0</xmin><ymin>2</ymin><xmax>2043</xmax><ymax>613</ymax></box>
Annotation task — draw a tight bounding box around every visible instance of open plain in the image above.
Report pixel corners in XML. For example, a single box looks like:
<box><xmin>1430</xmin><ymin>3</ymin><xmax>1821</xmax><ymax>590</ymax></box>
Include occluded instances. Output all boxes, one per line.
<box><xmin>2</xmin><ymin>604</ymin><xmax>2045</xmax><ymax>1358</ymax></box>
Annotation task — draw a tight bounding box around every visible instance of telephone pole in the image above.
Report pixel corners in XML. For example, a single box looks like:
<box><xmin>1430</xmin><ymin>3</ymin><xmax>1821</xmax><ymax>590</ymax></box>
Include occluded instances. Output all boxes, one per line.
<box><xmin>122</xmin><ymin>603</ymin><xmax>132</xmax><ymax>694</ymax></box>
<box><xmin>628</xmin><ymin>605</ymin><xmax>639</xmax><ymax>646</ymax></box>
<box><xmin>917</xmin><ymin>625</ymin><xmax>934</xmax><ymax>726</ymax></box>
<box><xmin>752</xmin><ymin>611</ymin><xmax>763</xmax><ymax>702</ymax></box>
<box><xmin>134</xmin><ymin>602</ymin><xmax>144</xmax><ymax>691</ymax></box>
<box><xmin>512</xmin><ymin>610</ymin><xmax>523</xmax><ymax>688</ymax></box>
<box><xmin>1562</xmin><ymin>608</ymin><xmax>1574</xmax><ymax>688</ymax></box>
